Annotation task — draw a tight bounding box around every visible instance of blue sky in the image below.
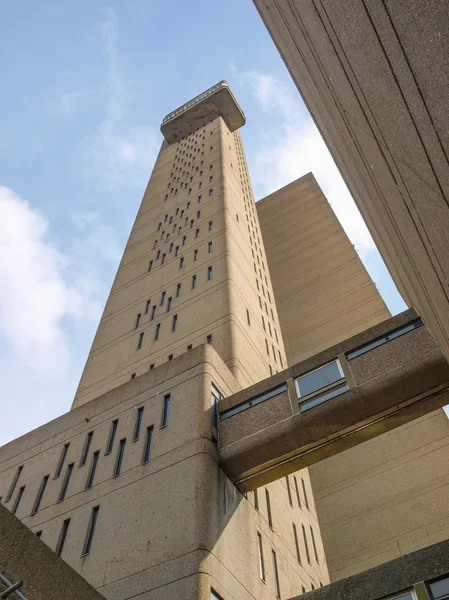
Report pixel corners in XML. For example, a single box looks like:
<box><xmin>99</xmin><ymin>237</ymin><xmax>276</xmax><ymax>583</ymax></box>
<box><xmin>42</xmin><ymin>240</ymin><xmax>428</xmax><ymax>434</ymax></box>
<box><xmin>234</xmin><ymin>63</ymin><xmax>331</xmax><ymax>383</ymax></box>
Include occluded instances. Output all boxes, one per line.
<box><xmin>0</xmin><ymin>1</ymin><xmax>407</xmax><ymax>446</ymax></box>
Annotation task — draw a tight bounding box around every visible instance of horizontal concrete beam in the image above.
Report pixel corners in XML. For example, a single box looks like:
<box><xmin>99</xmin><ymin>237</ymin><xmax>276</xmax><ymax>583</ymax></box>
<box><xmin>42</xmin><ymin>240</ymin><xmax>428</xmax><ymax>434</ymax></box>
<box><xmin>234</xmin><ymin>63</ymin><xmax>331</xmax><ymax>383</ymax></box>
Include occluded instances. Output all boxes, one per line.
<box><xmin>218</xmin><ymin>309</ymin><xmax>449</xmax><ymax>492</ymax></box>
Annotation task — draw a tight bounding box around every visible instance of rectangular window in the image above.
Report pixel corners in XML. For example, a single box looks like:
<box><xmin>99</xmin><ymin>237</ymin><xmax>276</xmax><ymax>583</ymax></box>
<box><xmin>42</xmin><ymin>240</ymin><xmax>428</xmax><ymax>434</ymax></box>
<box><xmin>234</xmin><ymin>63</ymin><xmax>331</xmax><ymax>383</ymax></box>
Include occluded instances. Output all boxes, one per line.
<box><xmin>150</xmin><ymin>305</ymin><xmax>156</xmax><ymax>320</ymax></box>
<box><xmin>6</xmin><ymin>465</ymin><xmax>23</xmax><ymax>501</ymax></box>
<box><xmin>82</xmin><ymin>505</ymin><xmax>100</xmax><ymax>556</ymax></box>
<box><xmin>145</xmin><ymin>299</ymin><xmax>151</xmax><ymax>314</ymax></box>
<box><xmin>172</xmin><ymin>314</ymin><xmax>178</xmax><ymax>332</ymax></box>
<box><xmin>182</xmin><ymin>236</ymin><xmax>186</xmax><ymax>245</ymax></box>
<box><xmin>106</xmin><ymin>419</ymin><xmax>118</xmax><ymax>454</ymax></box>
<box><xmin>176</xmin><ymin>283</ymin><xmax>181</xmax><ymax>297</ymax></box>
<box><xmin>192</xmin><ymin>274</ymin><xmax>197</xmax><ymax>289</ymax></box>
<box><xmin>12</xmin><ymin>486</ymin><xmax>25</xmax><ymax>515</ymax></box>
<box><xmin>175</xmin><ymin>245</ymin><xmax>179</xmax><ymax>256</ymax></box>
<box><xmin>148</xmin><ymin>260</ymin><xmax>153</xmax><ymax>272</ymax></box>
<box><xmin>194</xmin><ymin>249</ymin><xmax>198</xmax><ymax>261</ymax></box>
<box><xmin>36</xmin><ymin>530</ymin><xmax>42</xmax><ymax>538</ymax></box>
<box><xmin>168</xmin><ymin>354</ymin><xmax>173</xmax><ymax>361</ymax></box>
<box><xmin>207</xmin><ymin>334</ymin><xmax>212</xmax><ymax>344</ymax></box>
<box><xmin>133</xmin><ymin>407</ymin><xmax>144</xmax><ymax>441</ymax></box>
<box><xmin>195</xmin><ymin>228</ymin><xmax>199</xmax><ymax>239</ymax></box>
<box><xmin>161</xmin><ymin>393</ymin><xmax>170</xmax><ymax>427</ymax></box>
<box><xmin>31</xmin><ymin>474</ymin><xmax>49</xmax><ymax>515</ymax></box>
<box><xmin>80</xmin><ymin>431</ymin><xmax>94</xmax><ymax>467</ymax></box>
<box><xmin>161</xmin><ymin>253</ymin><xmax>166</xmax><ymax>264</ymax></box>
<box><xmin>54</xmin><ymin>444</ymin><xmax>69</xmax><ymax>479</ymax></box>
<box><xmin>197</xmin><ymin>210</ymin><xmax>200</xmax><ymax>218</ymax></box>
<box><xmin>86</xmin><ymin>451</ymin><xmax>99</xmax><ymax>489</ymax></box>
<box><xmin>208</xmin><ymin>221</ymin><xmax>212</xmax><ymax>231</ymax></box>
<box><xmin>58</xmin><ymin>463</ymin><xmax>74</xmax><ymax>502</ymax></box>
<box><xmin>114</xmin><ymin>438</ymin><xmax>126</xmax><ymax>477</ymax></box>
<box><xmin>302</xmin><ymin>524</ymin><xmax>311</xmax><ymax>564</ymax></box>
<box><xmin>310</xmin><ymin>526</ymin><xmax>319</xmax><ymax>563</ymax></box>
<box><xmin>149</xmin><ymin>363</ymin><xmax>155</xmax><ymax>370</ymax></box>
<box><xmin>207</xmin><ymin>266</ymin><xmax>212</xmax><ymax>280</ymax></box>
<box><xmin>257</xmin><ymin>532</ymin><xmax>265</xmax><ymax>581</ymax></box>
<box><xmin>294</xmin><ymin>476</ymin><xmax>301</xmax><ymax>508</ymax></box>
<box><xmin>169</xmin><ymin>242</ymin><xmax>173</xmax><ymax>252</ymax></box>
<box><xmin>293</xmin><ymin>523</ymin><xmax>301</xmax><ymax>563</ymax></box>
<box><xmin>198</xmin><ymin>195</ymin><xmax>201</xmax><ymax>202</ymax></box>
<box><xmin>143</xmin><ymin>426</ymin><xmax>154</xmax><ymax>463</ymax></box>
<box><xmin>208</xmin><ymin>241</ymin><xmax>212</xmax><ymax>253</ymax></box>
<box><xmin>137</xmin><ymin>331</ymin><xmax>144</xmax><ymax>350</ymax></box>
<box><xmin>286</xmin><ymin>475</ymin><xmax>293</xmax><ymax>507</ymax></box>
<box><xmin>272</xmin><ymin>550</ymin><xmax>281</xmax><ymax>599</ymax></box>
<box><xmin>179</xmin><ymin>257</ymin><xmax>184</xmax><ymax>268</ymax></box>
<box><xmin>187</xmin><ymin>344</ymin><xmax>192</xmax><ymax>351</ymax></box>
<box><xmin>160</xmin><ymin>291</ymin><xmax>166</xmax><ymax>305</ymax></box>
<box><xmin>254</xmin><ymin>489</ymin><xmax>259</xmax><ymax>511</ymax></box>
<box><xmin>155</xmin><ymin>323</ymin><xmax>161</xmax><ymax>340</ymax></box>
<box><xmin>428</xmin><ymin>575</ymin><xmax>449</xmax><ymax>599</ymax></box>
<box><xmin>209</xmin><ymin>189</ymin><xmax>213</xmax><ymax>196</ymax></box>
<box><xmin>301</xmin><ymin>478</ymin><xmax>309</xmax><ymax>509</ymax></box>
<box><xmin>56</xmin><ymin>518</ymin><xmax>70</xmax><ymax>557</ymax></box>
<box><xmin>156</xmin><ymin>250</ymin><xmax>160</xmax><ymax>260</ymax></box>
<box><xmin>296</xmin><ymin>359</ymin><xmax>348</xmax><ymax>412</ymax></box>
<box><xmin>246</xmin><ymin>309</ymin><xmax>251</xmax><ymax>326</ymax></box>
<box><xmin>266</xmin><ymin>489</ymin><xmax>273</xmax><ymax>528</ymax></box>
<box><xmin>166</xmin><ymin>297</ymin><xmax>172</xmax><ymax>312</ymax></box>
<box><xmin>135</xmin><ymin>313</ymin><xmax>141</xmax><ymax>328</ymax></box>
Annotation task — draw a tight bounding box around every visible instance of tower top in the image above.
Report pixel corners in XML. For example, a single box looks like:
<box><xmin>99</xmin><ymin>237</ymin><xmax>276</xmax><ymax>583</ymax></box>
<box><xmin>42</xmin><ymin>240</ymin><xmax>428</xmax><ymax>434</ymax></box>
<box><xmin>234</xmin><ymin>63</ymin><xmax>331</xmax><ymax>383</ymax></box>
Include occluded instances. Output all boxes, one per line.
<box><xmin>161</xmin><ymin>80</ymin><xmax>245</xmax><ymax>144</ymax></box>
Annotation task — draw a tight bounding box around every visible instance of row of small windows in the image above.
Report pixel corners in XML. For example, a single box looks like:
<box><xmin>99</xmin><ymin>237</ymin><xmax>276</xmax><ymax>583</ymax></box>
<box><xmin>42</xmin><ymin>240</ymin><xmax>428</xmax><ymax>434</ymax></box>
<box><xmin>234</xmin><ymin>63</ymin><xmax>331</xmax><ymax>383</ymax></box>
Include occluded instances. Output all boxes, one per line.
<box><xmin>148</xmin><ymin>222</ymin><xmax>213</xmax><ymax>273</ymax></box>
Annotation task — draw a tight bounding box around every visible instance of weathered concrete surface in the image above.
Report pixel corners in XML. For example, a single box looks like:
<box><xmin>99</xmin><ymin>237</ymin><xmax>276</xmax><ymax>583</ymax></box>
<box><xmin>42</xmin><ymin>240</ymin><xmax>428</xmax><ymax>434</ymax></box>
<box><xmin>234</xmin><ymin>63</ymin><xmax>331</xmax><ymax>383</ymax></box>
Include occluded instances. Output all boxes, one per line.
<box><xmin>0</xmin><ymin>502</ymin><xmax>105</xmax><ymax>600</ymax></box>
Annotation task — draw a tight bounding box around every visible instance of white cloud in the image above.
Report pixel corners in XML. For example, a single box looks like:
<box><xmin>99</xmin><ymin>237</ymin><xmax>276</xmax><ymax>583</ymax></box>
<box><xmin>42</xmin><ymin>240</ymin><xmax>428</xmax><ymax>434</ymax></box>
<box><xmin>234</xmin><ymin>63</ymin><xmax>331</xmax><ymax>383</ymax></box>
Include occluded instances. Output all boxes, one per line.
<box><xmin>80</xmin><ymin>8</ymin><xmax>158</xmax><ymax>190</ymax></box>
<box><xmin>0</xmin><ymin>186</ymin><xmax>100</xmax><ymax>378</ymax></box>
<box><xmin>238</xmin><ymin>70</ymin><xmax>376</xmax><ymax>257</ymax></box>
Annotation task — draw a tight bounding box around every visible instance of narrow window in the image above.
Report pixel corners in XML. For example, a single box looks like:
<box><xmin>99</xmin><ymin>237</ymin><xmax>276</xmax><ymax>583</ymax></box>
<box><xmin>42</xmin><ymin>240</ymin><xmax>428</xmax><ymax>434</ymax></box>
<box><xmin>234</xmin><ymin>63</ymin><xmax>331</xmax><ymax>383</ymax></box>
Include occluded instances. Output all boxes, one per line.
<box><xmin>207</xmin><ymin>266</ymin><xmax>212</xmax><ymax>280</ymax></box>
<box><xmin>195</xmin><ymin>228</ymin><xmax>199</xmax><ymax>239</ymax></box>
<box><xmin>208</xmin><ymin>241</ymin><xmax>212</xmax><ymax>253</ymax></box>
<box><xmin>190</xmin><ymin>219</ymin><xmax>194</xmax><ymax>228</ymax></box>
<box><xmin>106</xmin><ymin>419</ymin><xmax>118</xmax><ymax>454</ymax></box>
<box><xmin>199</xmin><ymin>182</ymin><xmax>202</xmax><ymax>189</ymax></box>
<box><xmin>151</xmin><ymin>305</ymin><xmax>156</xmax><ymax>320</ymax></box>
<box><xmin>156</xmin><ymin>250</ymin><xmax>160</xmax><ymax>260</ymax></box>
<box><xmin>208</xmin><ymin>221</ymin><xmax>212</xmax><ymax>231</ymax></box>
<box><xmin>194</xmin><ymin>249</ymin><xmax>198</xmax><ymax>261</ymax></box>
<box><xmin>157</xmin><ymin>222</ymin><xmax>161</xmax><ymax>231</ymax></box>
<box><xmin>294</xmin><ymin>476</ymin><xmax>301</xmax><ymax>508</ymax></box>
<box><xmin>12</xmin><ymin>486</ymin><xmax>25</xmax><ymax>515</ymax></box>
<box><xmin>197</xmin><ymin>210</ymin><xmax>201</xmax><ymax>218</ymax></box>
<box><xmin>310</xmin><ymin>526</ymin><xmax>319</xmax><ymax>563</ymax></box>
<box><xmin>176</xmin><ymin>283</ymin><xmax>181</xmax><ymax>297</ymax></box>
<box><xmin>86</xmin><ymin>451</ymin><xmax>99</xmax><ymax>489</ymax></box>
<box><xmin>161</xmin><ymin>253</ymin><xmax>166</xmax><ymax>264</ymax></box>
<box><xmin>31</xmin><ymin>475</ymin><xmax>49</xmax><ymax>515</ymax></box>
<box><xmin>134</xmin><ymin>313</ymin><xmax>142</xmax><ymax>329</ymax></box>
<box><xmin>166</xmin><ymin>297</ymin><xmax>172</xmax><ymax>312</ymax></box>
<box><xmin>179</xmin><ymin>257</ymin><xmax>184</xmax><ymax>268</ymax></box>
<box><xmin>254</xmin><ymin>489</ymin><xmax>259</xmax><ymax>511</ymax></box>
<box><xmin>207</xmin><ymin>334</ymin><xmax>212</xmax><ymax>344</ymax></box>
<box><xmin>266</xmin><ymin>489</ymin><xmax>273</xmax><ymax>529</ymax></box>
<box><xmin>175</xmin><ymin>245</ymin><xmax>179</xmax><ymax>257</ymax></box>
<box><xmin>54</xmin><ymin>444</ymin><xmax>69</xmax><ymax>479</ymax></box>
<box><xmin>6</xmin><ymin>465</ymin><xmax>23</xmax><ymax>501</ymax></box>
<box><xmin>149</xmin><ymin>363</ymin><xmax>155</xmax><ymax>370</ymax></box>
<box><xmin>36</xmin><ymin>531</ymin><xmax>42</xmax><ymax>538</ymax></box>
<box><xmin>301</xmin><ymin>478</ymin><xmax>309</xmax><ymax>509</ymax></box>
<box><xmin>172</xmin><ymin>314</ymin><xmax>178</xmax><ymax>332</ymax></box>
<box><xmin>82</xmin><ymin>505</ymin><xmax>100</xmax><ymax>556</ymax></box>
<box><xmin>209</xmin><ymin>176</ymin><xmax>213</xmax><ymax>183</ymax></box>
<box><xmin>265</xmin><ymin>339</ymin><xmax>269</xmax><ymax>355</ymax></box>
<box><xmin>58</xmin><ymin>463</ymin><xmax>74</xmax><ymax>503</ymax></box>
<box><xmin>302</xmin><ymin>524</ymin><xmax>311</xmax><ymax>564</ymax></box>
<box><xmin>148</xmin><ymin>260</ymin><xmax>153</xmax><ymax>272</ymax></box>
<box><xmin>137</xmin><ymin>331</ymin><xmax>144</xmax><ymax>350</ymax></box>
<box><xmin>192</xmin><ymin>274</ymin><xmax>196</xmax><ymax>289</ymax></box>
<box><xmin>143</xmin><ymin>426</ymin><xmax>154</xmax><ymax>463</ymax></box>
<box><xmin>56</xmin><ymin>518</ymin><xmax>70</xmax><ymax>557</ymax></box>
<box><xmin>133</xmin><ymin>407</ymin><xmax>144</xmax><ymax>441</ymax></box>
<box><xmin>286</xmin><ymin>476</ymin><xmax>293</xmax><ymax>507</ymax></box>
<box><xmin>145</xmin><ymin>299</ymin><xmax>151</xmax><ymax>314</ymax></box>
<box><xmin>246</xmin><ymin>309</ymin><xmax>251</xmax><ymax>326</ymax></box>
<box><xmin>113</xmin><ymin>438</ymin><xmax>126</xmax><ymax>477</ymax></box>
<box><xmin>293</xmin><ymin>524</ymin><xmax>301</xmax><ymax>563</ymax></box>
<box><xmin>272</xmin><ymin>550</ymin><xmax>281</xmax><ymax>599</ymax></box>
<box><xmin>257</xmin><ymin>532</ymin><xmax>265</xmax><ymax>581</ymax></box>
<box><xmin>160</xmin><ymin>291</ymin><xmax>166</xmax><ymax>305</ymax></box>
<box><xmin>182</xmin><ymin>236</ymin><xmax>186</xmax><ymax>245</ymax></box>
<box><xmin>80</xmin><ymin>431</ymin><xmax>94</xmax><ymax>467</ymax></box>
<box><xmin>168</xmin><ymin>354</ymin><xmax>173</xmax><ymax>361</ymax></box>
<box><xmin>187</xmin><ymin>344</ymin><xmax>192</xmax><ymax>351</ymax></box>
<box><xmin>198</xmin><ymin>195</ymin><xmax>201</xmax><ymax>202</ymax></box>
<box><xmin>161</xmin><ymin>393</ymin><xmax>170</xmax><ymax>427</ymax></box>
<box><xmin>155</xmin><ymin>323</ymin><xmax>161</xmax><ymax>340</ymax></box>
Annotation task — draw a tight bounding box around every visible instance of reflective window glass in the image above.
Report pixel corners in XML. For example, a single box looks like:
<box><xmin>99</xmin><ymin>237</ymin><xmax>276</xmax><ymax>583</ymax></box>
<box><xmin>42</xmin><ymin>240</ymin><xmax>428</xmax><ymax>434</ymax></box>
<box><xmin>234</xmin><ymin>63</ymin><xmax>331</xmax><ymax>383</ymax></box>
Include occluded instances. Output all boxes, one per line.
<box><xmin>296</xmin><ymin>360</ymin><xmax>343</xmax><ymax>397</ymax></box>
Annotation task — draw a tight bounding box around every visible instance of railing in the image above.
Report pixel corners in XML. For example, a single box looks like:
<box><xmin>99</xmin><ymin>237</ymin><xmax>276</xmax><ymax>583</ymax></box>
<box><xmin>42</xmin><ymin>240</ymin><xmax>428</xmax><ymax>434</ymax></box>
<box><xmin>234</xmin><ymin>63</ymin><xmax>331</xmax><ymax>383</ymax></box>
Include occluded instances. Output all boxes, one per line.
<box><xmin>0</xmin><ymin>573</ymin><xmax>28</xmax><ymax>600</ymax></box>
<box><xmin>162</xmin><ymin>80</ymin><xmax>228</xmax><ymax>124</ymax></box>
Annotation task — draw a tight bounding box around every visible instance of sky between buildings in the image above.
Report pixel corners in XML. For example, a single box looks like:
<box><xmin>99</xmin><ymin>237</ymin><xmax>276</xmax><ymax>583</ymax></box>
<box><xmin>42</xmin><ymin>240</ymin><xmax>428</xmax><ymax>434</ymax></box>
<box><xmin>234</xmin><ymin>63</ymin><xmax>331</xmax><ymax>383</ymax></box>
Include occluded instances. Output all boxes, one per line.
<box><xmin>0</xmin><ymin>0</ymin><xmax>407</xmax><ymax>446</ymax></box>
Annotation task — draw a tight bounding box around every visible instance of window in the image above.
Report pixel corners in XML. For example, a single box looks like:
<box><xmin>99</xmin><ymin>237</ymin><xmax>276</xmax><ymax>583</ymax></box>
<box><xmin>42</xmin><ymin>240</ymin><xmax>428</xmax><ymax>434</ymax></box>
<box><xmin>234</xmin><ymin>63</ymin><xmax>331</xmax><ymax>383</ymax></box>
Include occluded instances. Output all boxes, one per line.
<box><xmin>31</xmin><ymin>475</ymin><xmax>49</xmax><ymax>515</ymax></box>
<box><xmin>168</xmin><ymin>354</ymin><xmax>173</xmax><ymax>361</ymax></box>
<box><xmin>54</xmin><ymin>444</ymin><xmax>69</xmax><ymax>479</ymax></box>
<box><xmin>193</xmin><ymin>249</ymin><xmax>198</xmax><ymax>262</ymax></box>
<box><xmin>207</xmin><ymin>334</ymin><xmax>212</xmax><ymax>344</ymax></box>
<box><xmin>199</xmin><ymin>182</ymin><xmax>202</xmax><ymax>189</ymax></box>
<box><xmin>198</xmin><ymin>195</ymin><xmax>201</xmax><ymax>202</ymax></box>
<box><xmin>179</xmin><ymin>257</ymin><xmax>184</xmax><ymax>268</ymax></box>
<box><xmin>148</xmin><ymin>260</ymin><xmax>153</xmax><ymax>272</ymax></box>
<box><xmin>137</xmin><ymin>331</ymin><xmax>144</xmax><ymax>350</ymax></box>
<box><xmin>161</xmin><ymin>393</ymin><xmax>170</xmax><ymax>427</ymax></box>
<box><xmin>197</xmin><ymin>210</ymin><xmax>200</xmax><ymax>218</ymax></box>
<box><xmin>156</xmin><ymin>250</ymin><xmax>160</xmax><ymax>260</ymax></box>
<box><xmin>166</xmin><ymin>297</ymin><xmax>172</xmax><ymax>312</ymax></box>
<box><xmin>155</xmin><ymin>323</ymin><xmax>161</xmax><ymax>340</ymax></box>
<box><xmin>145</xmin><ymin>299</ymin><xmax>151</xmax><ymax>314</ymax></box>
<box><xmin>293</xmin><ymin>524</ymin><xmax>301</xmax><ymax>563</ymax></box>
<box><xmin>106</xmin><ymin>419</ymin><xmax>118</xmax><ymax>454</ymax></box>
<box><xmin>293</xmin><ymin>476</ymin><xmax>301</xmax><ymax>508</ymax></box>
<box><xmin>428</xmin><ymin>575</ymin><xmax>449</xmax><ymax>599</ymax></box>
<box><xmin>254</xmin><ymin>489</ymin><xmax>259</xmax><ymax>511</ymax></box>
<box><xmin>86</xmin><ymin>451</ymin><xmax>99</xmax><ymax>489</ymax></box>
<box><xmin>195</xmin><ymin>228</ymin><xmax>200</xmax><ymax>239</ymax></box>
<box><xmin>207</xmin><ymin>266</ymin><xmax>212</xmax><ymax>280</ymax></box>
<box><xmin>161</xmin><ymin>253</ymin><xmax>166</xmax><ymax>264</ymax></box>
<box><xmin>182</xmin><ymin>235</ymin><xmax>186</xmax><ymax>245</ymax></box>
<box><xmin>172</xmin><ymin>314</ymin><xmax>178</xmax><ymax>332</ymax></box>
<box><xmin>133</xmin><ymin>407</ymin><xmax>144</xmax><ymax>441</ymax></box>
<box><xmin>346</xmin><ymin>319</ymin><xmax>422</xmax><ymax>360</ymax></box>
<box><xmin>246</xmin><ymin>309</ymin><xmax>251</xmax><ymax>326</ymax></box>
<box><xmin>36</xmin><ymin>531</ymin><xmax>42</xmax><ymax>538</ymax></box>
<box><xmin>6</xmin><ymin>465</ymin><xmax>23</xmax><ymax>501</ymax></box>
<box><xmin>56</xmin><ymin>518</ymin><xmax>70</xmax><ymax>557</ymax></box>
<box><xmin>272</xmin><ymin>550</ymin><xmax>281</xmax><ymax>599</ymax></box>
<box><xmin>143</xmin><ymin>426</ymin><xmax>154</xmax><ymax>463</ymax></box>
<box><xmin>114</xmin><ymin>439</ymin><xmax>126</xmax><ymax>477</ymax></box>
<box><xmin>149</xmin><ymin>363</ymin><xmax>155</xmax><ymax>370</ymax></box>
<box><xmin>295</xmin><ymin>359</ymin><xmax>348</xmax><ymax>412</ymax></box>
<box><xmin>157</xmin><ymin>222</ymin><xmax>161</xmax><ymax>231</ymax></box>
<box><xmin>286</xmin><ymin>476</ymin><xmax>293</xmax><ymax>507</ymax></box>
<box><xmin>211</xmin><ymin>384</ymin><xmax>223</xmax><ymax>429</ymax></box>
<box><xmin>209</xmin><ymin>189</ymin><xmax>213</xmax><ymax>196</ymax></box>
<box><xmin>160</xmin><ymin>291</ymin><xmax>166</xmax><ymax>305</ymax></box>
<box><xmin>176</xmin><ymin>282</ymin><xmax>181</xmax><ymax>297</ymax></box>
<box><xmin>211</xmin><ymin>590</ymin><xmax>224</xmax><ymax>600</ymax></box>
<box><xmin>265</xmin><ymin>489</ymin><xmax>273</xmax><ymax>528</ymax></box>
<box><xmin>208</xmin><ymin>220</ymin><xmax>213</xmax><ymax>231</ymax></box>
<box><xmin>301</xmin><ymin>478</ymin><xmax>309</xmax><ymax>510</ymax></box>
<box><xmin>257</xmin><ymin>532</ymin><xmax>265</xmax><ymax>581</ymax></box>
<box><xmin>58</xmin><ymin>463</ymin><xmax>74</xmax><ymax>502</ymax></box>
<box><xmin>151</xmin><ymin>305</ymin><xmax>156</xmax><ymax>320</ymax></box>
<box><xmin>187</xmin><ymin>344</ymin><xmax>192</xmax><ymax>351</ymax></box>
<box><xmin>80</xmin><ymin>431</ymin><xmax>94</xmax><ymax>467</ymax></box>
<box><xmin>310</xmin><ymin>526</ymin><xmax>319</xmax><ymax>563</ymax></box>
<box><xmin>12</xmin><ymin>485</ymin><xmax>25</xmax><ymax>515</ymax></box>
<box><xmin>82</xmin><ymin>505</ymin><xmax>100</xmax><ymax>556</ymax></box>
<box><xmin>208</xmin><ymin>241</ymin><xmax>212</xmax><ymax>253</ymax></box>
<box><xmin>209</xmin><ymin>176</ymin><xmax>213</xmax><ymax>183</ymax></box>
<box><xmin>175</xmin><ymin>245</ymin><xmax>179</xmax><ymax>256</ymax></box>
<box><xmin>302</xmin><ymin>524</ymin><xmax>311</xmax><ymax>564</ymax></box>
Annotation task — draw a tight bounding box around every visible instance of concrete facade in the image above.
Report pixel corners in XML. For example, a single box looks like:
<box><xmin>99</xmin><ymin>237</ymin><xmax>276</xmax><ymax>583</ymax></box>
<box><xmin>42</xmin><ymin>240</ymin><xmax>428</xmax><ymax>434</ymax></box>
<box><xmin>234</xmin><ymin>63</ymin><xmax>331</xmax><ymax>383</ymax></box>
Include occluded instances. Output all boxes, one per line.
<box><xmin>252</xmin><ymin>0</ymin><xmax>449</xmax><ymax>366</ymax></box>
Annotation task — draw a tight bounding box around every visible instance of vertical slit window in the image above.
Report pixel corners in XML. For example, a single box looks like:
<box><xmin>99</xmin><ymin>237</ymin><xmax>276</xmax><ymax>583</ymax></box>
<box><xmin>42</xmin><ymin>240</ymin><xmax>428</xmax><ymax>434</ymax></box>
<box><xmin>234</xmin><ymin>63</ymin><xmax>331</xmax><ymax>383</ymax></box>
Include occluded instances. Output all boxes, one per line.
<box><xmin>254</xmin><ymin>489</ymin><xmax>259</xmax><ymax>511</ymax></box>
<box><xmin>31</xmin><ymin>475</ymin><xmax>49</xmax><ymax>515</ymax></box>
<box><xmin>106</xmin><ymin>419</ymin><xmax>118</xmax><ymax>454</ymax></box>
<box><xmin>294</xmin><ymin>476</ymin><xmax>301</xmax><ymax>508</ymax></box>
<box><xmin>155</xmin><ymin>323</ymin><xmax>161</xmax><ymax>340</ymax></box>
<box><xmin>208</xmin><ymin>241</ymin><xmax>212</xmax><ymax>253</ymax></box>
<box><xmin>161</xmin><ymin>393</ymin><xmax>170</xmax><ymax>427</ymax></box>
<box><xmin>192</xmin><ymin>274</ymin><xmax>197</xmax><ymax>289</ymax></box>
<box><xmin>113</xmin><ymin>439</ymin><xmax>126</xmax><ymax>477</ymax></box>
<box><xmin>148</xmin><ymin>260</ymin><xmax>153</xmax><ymax>272</ymax></box>
<box><xmin>54</xmin><ymin>444</ymin><xmax>69</xmax><ymax>479</ymax></box>
<box><xmin>36</xmin><ymin>530</ymin><xmax>42</xmax><ymax>538</ymax></box>
<box><xmin>82</xmin><ymin>505</ymin><xmax>100</xmax><ymax>556</ymax></box>
<box><xmin>12</xmin><ymin>486</ymin><xmax>25</xmax><ymax>515</ymax></box>
<box><xmin>301</xmin><ymin>478</ymin><xmax>309</xmax><ymax>509</ymax></box>
<box><xmin>272</xmin><ymin>550</ymin><xmax>281</xmax><ymax>599</ymax></box>
<box><xmin>176</xmin><ymin>283</ymin><xmax>181</xmax><ymax>297</ymax></box>
<box><xmin>137</xmin><ymin>331</ymin><xmax>144</xmax><ymax>350</ymax></box>
<box><xmin>310</xmin><ymin>526</ymin><xmax>319</xmax><ymax>563</ymax></box>
<box><xmin>266</xmin><ymin>489</ymin><xmax>273</xmax><ymax>529</ymax></box>
<box><xmin>166</xmin><ymin>297</ymin><xmax>172</xmax><ymax>312</ymax></box>
<box><xmin>302</xmin><ymin>524</ymin><xmax>311</xmax><ymax>564</ymax></box>
<box><xmin>172</xmin><ymin>314</ymin><xmax>178</xmax><ymax>332</ymax></box>
<box><xmin>80</xmin><ymin>431</ymin><xmax>94</xmax><ymax>467</ymax></box>
<box><xmin>293</xmin><ymin>523</ymin><xmax>301</xmax><ymax>563</ymax></box>
<box><xmin>56</xmin><ymin>518</ymin><xmax>70</xmax><ymax>557</ymax></box>
<box><xmin>160</xmin><ymin>291</ymin><xmax>166</xmax><ymax>305</ymax></box>
<box><xmin>58</xmin><ymin>463</ymin><xmax>74</xmax><ymax>502</ymax></box>
<box><xmin>246</xmin><ymin>309</ymin><xmax>251</xmax><ymax>326</ymax></box>
<box><xmin>257</xmin><ymin>532</ymin><xmax>265</xmax><ymax>581</ymax></box>
<box><xmin>143</xmin><ymin>426</ymin><xmax>154</xmax><ymax>464</ymax></box>
<box><xmin>86</xmin><ymin>451</ymin><xmax>99</xmax><ymax>490</ymax></box>
<box><xmin>286</xmin><ymin>476</ymin><xmax>293</xmax><ymax>507</ymax></box>
<box><xmin>151</xmin><ymin>305</ymin><xmax>156</xmax><ymax>320</ymax></box>
<box><xmin>133</xmin><ymin>407</ymin><xmax>144</xmax><ymax>441</ymax></box>
<box><xmin>5</xmin><ymin>465</ymin><xmax>23</xmax><ymax>502</ymax></box>
<box><xmin>135</xmin><ymin>313</ymin><xmax>141</xmax><ymax>328</ymax></box>
<box><xmin>208</xmin><ymin>266</ymin><xmax>212</xmax><ymax>280</ymax></box>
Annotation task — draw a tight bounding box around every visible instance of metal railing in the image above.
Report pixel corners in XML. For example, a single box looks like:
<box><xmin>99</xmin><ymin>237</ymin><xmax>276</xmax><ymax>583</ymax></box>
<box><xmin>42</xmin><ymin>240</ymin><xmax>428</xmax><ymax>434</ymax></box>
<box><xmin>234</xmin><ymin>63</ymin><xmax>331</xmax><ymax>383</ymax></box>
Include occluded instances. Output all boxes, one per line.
<box><xmin>0</xmin><ymin>573</ymin><xmax>28</xmax><ymax>600</ymax></box>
